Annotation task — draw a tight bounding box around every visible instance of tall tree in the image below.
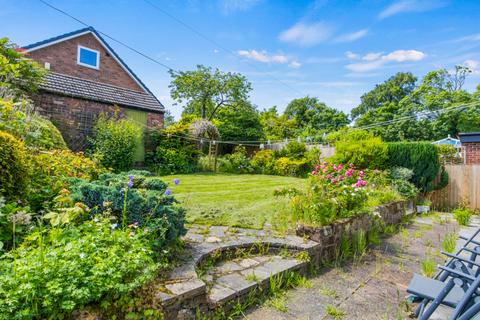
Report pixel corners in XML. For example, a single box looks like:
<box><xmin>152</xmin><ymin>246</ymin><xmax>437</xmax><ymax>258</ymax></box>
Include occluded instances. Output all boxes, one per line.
<box><xmin>215</xmin><ymin>101</ymin><xmax>263</xmax><ymax>143</ymax></box>
<box><xmin>284</xmin><ymin>97</ymin><xmax>349</xmax><ymax>133</ymax></box>
<box><xmin>351</xmin><ymin>72</ymin><xmax>417</xmax><ymax>121</ymax></box>
<box><xmin>169</xmin><ymin>65</ymin><xmax>251</xmax><ymax>120</ymax></box>
<box><xmin>260</xmin><ymin>106</ymin><xmax>298</xmax><ymax>140</ymax></box>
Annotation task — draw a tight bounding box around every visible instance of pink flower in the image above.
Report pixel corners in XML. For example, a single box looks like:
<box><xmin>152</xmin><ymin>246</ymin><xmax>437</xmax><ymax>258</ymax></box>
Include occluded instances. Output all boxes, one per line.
<box><xmin>326</xmin><ymin>174</ymin><xmax>331</xmax><ymax>179</ymax></box>
<box><xmin>323</xmin><ymin>168</ymin><xmax>327</xmax><ymax>173</ymax></box>
<box><xmin>359</xmin><ymin>170</ymin><xmax>364</xmax><ymax>177</ymax></box>
<box><xmin>361</xmin><ymin>180</ymin><xmax>367</xmax><ymax>186</ymax></box>
<box><xmin>323</xmin><ymin>161</ymin><xmax>327</xmax><ymax>165</ymax></box>
<box><xmin>338</xmin><ymin>175</ymin><xmax>343</xmax><ymax>180</ymax></box>
<box><xmin>315</xmin><ymin>165</ymin><xmax>320</xmax><ymax>170</ymax></box>
<box><xmin>332</xmin><ymin>178</ymin><xmax>337</xmax><ymax>184</ymax></box>
<box><xmin>312</xmin><ymin>170</ymin><xmax>317</xmax><ymax>175</ymax></box>
<box><xmin>338</xmin><ymin>164</ymin><xmax>343</xmax><ymax>169</ymax></box>
<box><xmin>345</xmin><ymin>171</ymin><xmax>352</xmax><ymax>177</ymax></box>
<box><xmin>349</xmin><ymin>163</ymin><xmax>354</xmax><ymax>167</ymax></box>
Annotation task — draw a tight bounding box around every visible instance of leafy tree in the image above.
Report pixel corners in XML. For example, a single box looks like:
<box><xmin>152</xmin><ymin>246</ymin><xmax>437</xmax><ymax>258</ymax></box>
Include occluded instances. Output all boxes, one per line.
<box><xmin>351</xmin><ymin>72</ymin><xmax>417</xmax><ymax>120</ymax></box>
<box><xmin>163</xmin><ymin>110</ymin><xmax>175</xmax><ymax>128</ymax></box>
<box><xmin>170</xmin><ymin>65</ymin><xmax>252</xmax><ymax>120</ymax></box>
<box><xmin>0</xmin><ymin>38</ymin><xmax>47</xmax><ymax>100</ymax></box>
<box><xmin>216</xmin><ymin>101</ymin><xmax>263</xmax><ymax>144</ymax></box>
<box><xmin>260</xmin><ymin>106</ymin><xmax>298</xmax><ymax>140</ymax></box>
<box><xmin>284</xmin><ymin>97</ymin><xmax>349</xmax><ymax>134</ymax></box>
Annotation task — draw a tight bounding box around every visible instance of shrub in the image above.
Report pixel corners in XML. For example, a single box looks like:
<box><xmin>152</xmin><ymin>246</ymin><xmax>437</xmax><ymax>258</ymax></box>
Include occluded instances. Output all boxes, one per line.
<box><xmin>387</xmin><ymin>142</ymin><xmax>441</xmax><ymax>192</ymax></box>
<box><xmin>453</xmin><ymin>207</ymin><xmax>472</xmax><ymax>226</ymax></box>
<box><xmin>217</xmin><ymin>146</ymin><xmax>253</xmax><ymax>174</ymax></box>
<box><xmin>0</xmin><ymin>218</ymin><xmax>157</xmax><ymax>319</ymax></box>
<box><xmin>29</xmin><ymin>150</ymin><xmax>106</xmax><ymax>211</ymax></box>
<box><xmin>0</xmin><ymin>99</ymin><xmax>67</xmax><ymax>150</ymax></box>
<box><xmin>390</xmin><ymin>167</ymin><xmax>419</xmax><ymax>199</ymax></box>
<box><xmin>275</xmin><ymin>141</ymin><xmax>307</xmax><ymax>159</ymax></box>
<box><xmin>89</xmin><ymin>115</ymin><xmax>142</xmax><ymax>172</ymax></box>
<box><xmin>68</xmin><ymin>172</ymin><xmax>186</xmax><ymax>247</ymax></box>
<box><xmin>146</xmin><ymin>120</ymin><xmax>199</xmax><ymax>175</ymax></box>
<box><xmin>291</xmin><ymin>162</ymin><xmax>371</xmax><ymax>225</ymax></box>
<box><xmin>273</xmin><ymin>157</ymin><xmax>310</xmax><ymax>177</ymax></box>
<box><xmin>0</xmin><ymin>131</ymin><xmax>30</xmax><ymax>201</ymax></box>
<box><xmin>251</xmin><ymin>149</ymin><xmax>275</xmax><ymax>174</ymax></box>
<box><xmin>0</xmin><ymin>199</ymin><xmax>35</xmax><ymax>252</ymax></box>
<box><xmin>328</xmin><ymin>129</ymin><xmax>388</xmax><ymax>169</ymax></box>
<box><xmin>436</xmin><ymin>144</ymin><xmax>460</xmax><ymax>164</ymax></box>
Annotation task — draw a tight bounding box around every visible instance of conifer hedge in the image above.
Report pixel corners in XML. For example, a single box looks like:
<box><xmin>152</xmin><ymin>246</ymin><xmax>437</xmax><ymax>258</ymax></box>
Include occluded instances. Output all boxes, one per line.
<box><xmin>387</xmin><ymin>142</ymin><xmax>442</xmax><ymax>192</ymax></box>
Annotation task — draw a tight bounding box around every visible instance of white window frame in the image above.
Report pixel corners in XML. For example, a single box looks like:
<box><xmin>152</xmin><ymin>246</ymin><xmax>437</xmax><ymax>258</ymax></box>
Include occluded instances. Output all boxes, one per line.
<box><xmin>77</xmin><ymin>45</ymin><xmax>100</xmax><ymax>70</ymax></box>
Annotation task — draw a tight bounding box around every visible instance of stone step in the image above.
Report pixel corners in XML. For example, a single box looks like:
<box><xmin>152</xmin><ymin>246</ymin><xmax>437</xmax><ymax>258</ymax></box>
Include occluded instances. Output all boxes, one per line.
<box><xmin>207</xmin><ymin>255</ymin><xmax>307</xmax><ymax>306</ymax></box>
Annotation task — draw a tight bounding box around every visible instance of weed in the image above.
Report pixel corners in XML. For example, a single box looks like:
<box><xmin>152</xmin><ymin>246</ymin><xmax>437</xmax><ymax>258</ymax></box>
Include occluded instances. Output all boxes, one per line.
<box><xmin>453</xmin><ymin>208</ymin><xmax>472</xmax><ymax>226</ymax></box>
<box><xmin>413</xmin><ymin>230</ymin><xmax>423</xmax><ymax>239</ymax></box>
<box><xmin>442</xmin><ymin>232</ymin><xmax>457</xmax><ymax>253</ymax></box>
<box><xmin>245</xmin><ymin>272</ymin><xmax>260</xmax><ymax>283</ymax></box>
<box><xmin>421</xmin><ymin>257</ymin><xmax>436</xmax><ymax>277</ymax></box>
<box><xmin>383</xmin><ymin>224</ymin><xmax>397</xmax><ymax>235</ymax></box>
<box><xmin>269</xmin><ymin>295</ymin><xmax>288</xmax><ymax>312</ymax></box>
<box><xmin>296</xmin><ymin>251</ymin><xmax>311</xmax><ymax>263</ymax></box>
<box><xmin>325</xmin><ymin>304</ymin><xmax>345</xmax><ymax>319</ymax></box>
<box><xmin>353</xmin><ymin>230</ymin><xmax>367</xmax><ymax>260</ymax></box>
<box><xmin>319</xmin><ymin>286</ymin><xmax>338</xmax><ymax>299</ymax></box>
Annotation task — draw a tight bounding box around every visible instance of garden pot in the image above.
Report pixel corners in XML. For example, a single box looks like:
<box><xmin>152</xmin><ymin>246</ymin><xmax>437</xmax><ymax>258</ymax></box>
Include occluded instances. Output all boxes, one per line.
<box><xmin>416</xmin><ymin>205</ymin><xmax>430</xmax><ymax>214</ymax></box>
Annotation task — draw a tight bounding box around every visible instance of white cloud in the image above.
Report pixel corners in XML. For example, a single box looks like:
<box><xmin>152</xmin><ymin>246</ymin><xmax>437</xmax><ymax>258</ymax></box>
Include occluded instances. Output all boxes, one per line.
<box><xmin>288</xmin><ymin>61</ymin><xmax>302</xmax><ymax>68</ymax></box>
<box><xmin>334</xmin><ymin>29</ymin><xmax>369</xmax><ymax>43</ymax></box>
<box><xmin>453</xmin><ymin>33</ymin><xmax>480</xmax><ymax>43</ymax></box>
<box><xmin>278</xmin><ymin>22</ymin><xmax>332</xmax><ymax>46</ymax></box>
<box><xmin>220</xmin><ymin>0</ymin><xmax>261</xmax><ymax>14</ymax></box>
<box><xmin>237</xmin><ymin>50</ymin><xmax>301</xmax><ymax>68</ymax></box>
<box><xmin>362</xmin><ymin>52</ymin><xmax>383</xmax><ymax>61</ymax></box>
<box><xmin>345</xmin><ymin>51</ymin><xmax>359</xmax><ymax>60</ymax></box>
<box><xmin>379</xmin><ymin>0</ymin><xmax>447</xmax><ymax>19</ymax></box>
<box><xmin>382</xmin><ymin>49</ymin><xmax>425</xmax><ymax>62</ymax></box>
<box><xmin>345</xmin><ymin>49</ymin><xmax>426</xmax><ymax>72</ymax></box>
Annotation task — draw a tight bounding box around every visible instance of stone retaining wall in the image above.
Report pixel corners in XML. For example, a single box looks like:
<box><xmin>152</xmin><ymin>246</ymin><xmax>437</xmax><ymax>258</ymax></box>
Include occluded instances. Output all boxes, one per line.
<box><xmin>296</xmin><ymin>200</ymin><xmax>412</xmax><ymax>263</ymax></box>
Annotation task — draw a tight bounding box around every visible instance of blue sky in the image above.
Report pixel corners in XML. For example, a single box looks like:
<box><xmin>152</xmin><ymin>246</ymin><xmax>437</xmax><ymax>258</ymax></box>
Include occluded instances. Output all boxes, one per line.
<box><xmin>1</xmin><ymin>0</ymin><xmax>480</xmax><ymax>119</ymax></box>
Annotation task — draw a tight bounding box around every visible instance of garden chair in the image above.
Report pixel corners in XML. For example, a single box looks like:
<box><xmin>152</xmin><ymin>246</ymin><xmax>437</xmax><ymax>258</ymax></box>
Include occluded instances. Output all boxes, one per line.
<box><xmin>407</xmin><ymin>228</ymin><xmax>480</xmax><ymax>319</ymax></box>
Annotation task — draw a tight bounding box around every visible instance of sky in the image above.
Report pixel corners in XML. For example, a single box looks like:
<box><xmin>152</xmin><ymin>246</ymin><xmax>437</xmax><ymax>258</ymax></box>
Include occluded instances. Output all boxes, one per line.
<box><xmin>1</xmin><ymin>0</ymin><xmax>480</xmax><ymax>119</ymax></box>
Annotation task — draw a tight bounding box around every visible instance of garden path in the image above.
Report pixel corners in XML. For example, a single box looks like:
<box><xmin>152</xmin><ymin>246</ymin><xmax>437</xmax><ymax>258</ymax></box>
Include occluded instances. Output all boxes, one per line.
<box><xmin>244</xmin><ymin>213</ymin><xmax>480</xmax><ymax>320</ymax></box>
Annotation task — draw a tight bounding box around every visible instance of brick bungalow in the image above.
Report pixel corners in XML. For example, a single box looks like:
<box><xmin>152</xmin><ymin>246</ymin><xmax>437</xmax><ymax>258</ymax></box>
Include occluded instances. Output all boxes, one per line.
<box><xmin>23</xmin><ymin>27</ymin><xmax>164</xmax><ymax>160</ymax></box>
<box><xmin>459</xmin><ymin>132</ymin><xmax>480</xmax><ymax>165</ymax></box>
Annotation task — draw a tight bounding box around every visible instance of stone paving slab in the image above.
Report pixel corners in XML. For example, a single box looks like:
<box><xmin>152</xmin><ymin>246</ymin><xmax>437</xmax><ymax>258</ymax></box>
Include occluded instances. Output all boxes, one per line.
<box><xmin>245</xmin><ymin>212</ymin><xmax>475</xmax><ymax>320</ymax></box>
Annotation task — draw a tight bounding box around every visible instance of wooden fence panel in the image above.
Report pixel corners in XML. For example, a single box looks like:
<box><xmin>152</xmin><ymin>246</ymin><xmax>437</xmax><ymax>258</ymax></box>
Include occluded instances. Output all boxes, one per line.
<box><xmin>430</xmin><ymin>165</ymin><xmax>480</xmax><ymax>210</ymax></box>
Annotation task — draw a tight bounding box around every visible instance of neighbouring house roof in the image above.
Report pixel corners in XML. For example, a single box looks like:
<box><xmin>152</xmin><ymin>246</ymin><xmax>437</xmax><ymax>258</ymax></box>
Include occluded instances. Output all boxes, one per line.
<box><xmin>432</xmin><ymin>134</ymin><xmax>461</xmax><ymax>148</ymax></box>
<box><xmin>459</xmin><ymin>132</ymin><xmax>480</xmax><ymax>143</ymax></box>
<box><xmin>42</xmin><ymin>72</ymin><xmax>163</xmax><ymax>112</ymax></box>
<box><xmin>23</xmin><ymin>27</ymin><xmax>164</xmax><ymax>112</ymax></box>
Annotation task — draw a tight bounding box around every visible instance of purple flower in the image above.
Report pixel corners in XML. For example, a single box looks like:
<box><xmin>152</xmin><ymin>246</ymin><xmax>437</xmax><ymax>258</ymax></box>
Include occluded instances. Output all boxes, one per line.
<box><xmin>164</xmin><ymin>189</ymin><xmax>172</xmax><ymax>196</ymax></box>
<box><xmin>173</xmin><ymin>178</ymin><xmax>180</xmax><ymax>185</ymax></box>
<box><xmin>128</xmin><ymin>175</ymin><xmax>134</xmax><ymax>181</ymax></box>
<box><xmin>127</xmin><ymin>180</ymin><xmax>134</xmax><ymax>188</ymax></box>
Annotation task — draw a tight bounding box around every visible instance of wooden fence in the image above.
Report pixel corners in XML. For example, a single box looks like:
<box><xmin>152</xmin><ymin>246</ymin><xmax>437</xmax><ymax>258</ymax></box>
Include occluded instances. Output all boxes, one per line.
<box><xmin>430</xmin><ymin>164</ymin><xmax>480</xmax><ymax>210</ymax></box>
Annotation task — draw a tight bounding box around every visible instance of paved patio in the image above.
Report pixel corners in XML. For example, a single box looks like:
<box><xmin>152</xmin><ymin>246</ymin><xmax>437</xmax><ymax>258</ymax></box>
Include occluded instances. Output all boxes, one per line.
<box><xmin>244</xmin><ymin>213</ymin><xmax>480</xmax><ymax>320</ymax></box>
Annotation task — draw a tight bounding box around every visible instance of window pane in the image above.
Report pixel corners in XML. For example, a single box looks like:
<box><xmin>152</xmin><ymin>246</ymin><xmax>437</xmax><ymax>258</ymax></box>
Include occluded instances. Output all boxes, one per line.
<box><xmin>79</xmin><ymin>48</ymin><xmax>98</xmax><ymax>67</ymax></box>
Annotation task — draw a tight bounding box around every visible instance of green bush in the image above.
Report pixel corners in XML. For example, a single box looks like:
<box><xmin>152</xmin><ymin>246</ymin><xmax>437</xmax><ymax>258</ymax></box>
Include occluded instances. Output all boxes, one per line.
<box><xmin>0</xmin><ymin>218</ymin><xmax>157</xmax><ymax>319</ymax></box>
<box><xmin>275</xmin><ymin>141</ymin><xmax>307</xmax><ymax>159</ymax></box>
<box><xmin>89</xmin><ymin>115</ymin><xmax>142</xmax><ymax>172</ymax></box>
<box><xmin>0</xmin><ymin>131</ymin><xmax>31</xmax><ymax>201</ymax></box>
<box><xmin>69</xmin><ymin>172</ymin><xmax>186</xmax><ymax>247</ymax></box>
<box><xmin>251</xmin><ymin>149</ymin><xmax>275</xmax><ymax>174</ymax></box>
<box><xmin>387</xmin><ymin>142</ymin><xmax>441</xmax><ymax>192</ymax></box>
<box><xmin>29</xmin><ymin>150</ymin><xmax>106</xmax><ymax>211</ymax></box>
<box><xmin>0</xmin><ymin>99</ymin><xmax>67</xmax><ymax>150</ymax></box>
<box><xmin>146</xmin><ymin>120</ymin><xmax>199</xmax><ymax>175</ymax></box>
<box><xmin>328</xmin><ymin>130</ymin><xmax>388</xmax><ymax>169</ymax></box>
<box><xmin>217</xmin><ymin>146</ymin><xmax>253</xmax><ymax>174</ymax></box>
<box><xmin>273</xmin><ymin>157</ymin><xmax>310</xmax><ymax>177</ymax></box>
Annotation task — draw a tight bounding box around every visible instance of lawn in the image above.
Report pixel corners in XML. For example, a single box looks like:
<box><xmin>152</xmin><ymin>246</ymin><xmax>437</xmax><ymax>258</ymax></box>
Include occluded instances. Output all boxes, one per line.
<box><xmin>161</xmin><ymin>173</ymin><xmax>305</xmax><ymax>230</ymax></box>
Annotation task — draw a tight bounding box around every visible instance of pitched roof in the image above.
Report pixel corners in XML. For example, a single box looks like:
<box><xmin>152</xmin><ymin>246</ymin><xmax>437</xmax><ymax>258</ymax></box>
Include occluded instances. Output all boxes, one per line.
<box><xmin>41</xmin><ymin>72</ymin><xmax>163</xmax><ymax>112</ymax></box>
<box><xmin>459</xmin><ymin>132</ymin><xmax>480</xmax><ymax>143</ymax></box>
<box><xmin>23</xmin><ymin>27</ymin><xmax>164</xmax><ymax>112</ymax></box>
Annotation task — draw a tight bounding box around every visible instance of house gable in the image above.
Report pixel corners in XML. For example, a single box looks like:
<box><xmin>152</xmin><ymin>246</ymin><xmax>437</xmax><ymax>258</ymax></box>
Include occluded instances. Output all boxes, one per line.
<box><xmin>25</xmin><ymin>28</ymin><xmax>145</xmax><ymax>92</ymax></box>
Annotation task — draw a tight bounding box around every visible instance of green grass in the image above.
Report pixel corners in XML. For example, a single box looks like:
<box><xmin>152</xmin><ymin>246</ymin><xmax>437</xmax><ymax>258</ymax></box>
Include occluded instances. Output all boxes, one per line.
<box><xmin>161</xmin><ymin>173</ymin><xmax>305</xmax><ymax>229</ymax></box>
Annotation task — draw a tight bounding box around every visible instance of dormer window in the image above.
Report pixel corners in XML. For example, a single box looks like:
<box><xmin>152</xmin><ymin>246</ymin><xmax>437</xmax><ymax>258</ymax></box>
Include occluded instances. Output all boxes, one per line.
<box><xmin>77</xmin><ymin>46</ymin><xmax>99</xmax><ymax>69</ymax></box>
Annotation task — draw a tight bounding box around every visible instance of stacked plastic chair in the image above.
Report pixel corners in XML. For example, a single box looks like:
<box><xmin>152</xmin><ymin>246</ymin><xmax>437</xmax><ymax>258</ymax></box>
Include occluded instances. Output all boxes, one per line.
<box><xmin>407</xmin><ymin>227</ymin><xmax>480</xmax><ymax>319</ymax></box>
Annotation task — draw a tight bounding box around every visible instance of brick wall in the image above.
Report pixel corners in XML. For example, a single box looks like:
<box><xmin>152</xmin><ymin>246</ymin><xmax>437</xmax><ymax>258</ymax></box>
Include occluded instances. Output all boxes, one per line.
<box><xmin>32</xmin><ymin>92</ymin><xmax>163</xmax><ymax>152</ymax></box>
<box><xmin>27</xmin><ymin>33</ymin><xmax>144</xmax><ymax>92</ymax></box>
<box><xmin>463</xmin><ymin>142</ymin><xmax>480</xmax><ymax>164</ymax></box>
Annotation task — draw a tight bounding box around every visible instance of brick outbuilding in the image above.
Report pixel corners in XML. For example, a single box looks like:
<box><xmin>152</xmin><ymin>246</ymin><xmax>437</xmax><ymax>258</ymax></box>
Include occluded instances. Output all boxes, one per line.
<box><xmin>23</xmin><ymin>27</ymin><xmax>164</xmax><ymax>160</ymax></box>
<box><xmin>459</xmin><ymin>132</ymin><xmax>480</xmax><ymax>164</ymax></box>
